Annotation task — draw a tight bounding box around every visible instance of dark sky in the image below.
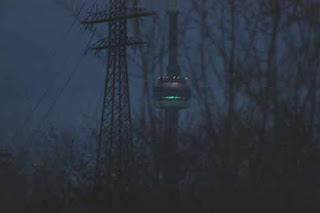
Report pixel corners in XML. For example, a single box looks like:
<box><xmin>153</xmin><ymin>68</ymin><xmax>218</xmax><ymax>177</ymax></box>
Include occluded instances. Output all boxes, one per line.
<box><xmin>0</xmin><ymin>0</ymin><xmax>167</xmax><ymax>145</ymax></box>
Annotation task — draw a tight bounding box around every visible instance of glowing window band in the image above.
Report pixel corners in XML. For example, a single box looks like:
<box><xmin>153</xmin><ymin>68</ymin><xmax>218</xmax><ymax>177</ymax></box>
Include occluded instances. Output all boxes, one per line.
<box><xmin>162</xmin><ymin>96</ymin><xmax>183</xmax><ymax>100</ymax></box>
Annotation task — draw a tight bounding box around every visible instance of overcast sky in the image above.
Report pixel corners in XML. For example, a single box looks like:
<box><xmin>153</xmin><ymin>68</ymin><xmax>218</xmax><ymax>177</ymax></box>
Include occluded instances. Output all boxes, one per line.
<box><xmin>0</xmin><ymin>0</ymin><xmax>169</xmax><ymax>144</ymax></box>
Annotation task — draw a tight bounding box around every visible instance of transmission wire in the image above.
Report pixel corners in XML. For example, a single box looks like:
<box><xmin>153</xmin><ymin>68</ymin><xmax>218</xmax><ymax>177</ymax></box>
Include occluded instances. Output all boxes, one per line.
<box><xmin>11</xmin><ymin>0</ymin><xmax>88</xmax><ymax>142</ymax></box>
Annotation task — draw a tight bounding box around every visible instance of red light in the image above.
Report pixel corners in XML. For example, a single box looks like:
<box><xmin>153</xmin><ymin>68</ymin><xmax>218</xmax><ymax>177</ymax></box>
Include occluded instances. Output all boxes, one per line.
<box><xmin>32</xmin><ymin>163</ymin><xmax>40</xmax><ymax>168</ymax></box>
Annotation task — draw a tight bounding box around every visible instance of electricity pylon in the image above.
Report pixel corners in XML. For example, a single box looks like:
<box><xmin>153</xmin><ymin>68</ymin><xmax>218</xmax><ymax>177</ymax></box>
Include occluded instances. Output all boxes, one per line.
<box><xmin>81</xmin><ymin>0</ymin><xmax>153</xmax><ymax>193</ymax></box>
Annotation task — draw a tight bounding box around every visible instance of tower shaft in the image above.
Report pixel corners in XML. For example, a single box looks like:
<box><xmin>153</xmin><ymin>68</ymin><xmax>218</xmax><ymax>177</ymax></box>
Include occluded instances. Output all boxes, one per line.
<box><xmin>168</xmin><ymin>9</ymin><xmax>180</xmax><ymax>77</ymax></box>
<box><xmin>163</xmin><ymin>1</ymin><xmax>180</xmax><ymax>186</ymax></box>
<box><xmin>162</xmin><ymin>3</ymin><xmax>180</xmax><ymax>212</ymax></box>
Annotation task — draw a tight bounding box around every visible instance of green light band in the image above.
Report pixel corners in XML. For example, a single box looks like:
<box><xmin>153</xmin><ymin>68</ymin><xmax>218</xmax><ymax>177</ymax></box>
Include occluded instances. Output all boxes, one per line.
<box><xmin>162</xmin><ymin>96</ymin><xmax>183</xmax><ymax>100</ymax></box>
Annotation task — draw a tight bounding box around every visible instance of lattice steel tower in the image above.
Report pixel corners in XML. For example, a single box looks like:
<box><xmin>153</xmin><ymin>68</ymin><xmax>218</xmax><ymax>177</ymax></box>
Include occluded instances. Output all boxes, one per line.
<box><xmin>81</xmin><ymin>1</ymin><xmax>153</xmax><ymax>192</ymax></box>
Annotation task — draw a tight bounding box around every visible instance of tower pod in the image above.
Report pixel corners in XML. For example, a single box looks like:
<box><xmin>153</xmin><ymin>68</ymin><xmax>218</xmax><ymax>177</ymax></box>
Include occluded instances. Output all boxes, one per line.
<box><xmin>153</xmin><ymin>76</ymin><xmax>191</xmax><ymax>109</ymax></box>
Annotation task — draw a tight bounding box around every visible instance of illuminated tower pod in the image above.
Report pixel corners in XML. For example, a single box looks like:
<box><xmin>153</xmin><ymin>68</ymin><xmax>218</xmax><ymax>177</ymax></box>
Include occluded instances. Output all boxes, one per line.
<box><xmin>153</xmin><ymin>0</ymin><xmax>191</xmax><ymax>186</ymax></box>
<box><xmin>81</xmin><ymin>1</ymin><xmax>153</xmax><ymax>190</ymax></box>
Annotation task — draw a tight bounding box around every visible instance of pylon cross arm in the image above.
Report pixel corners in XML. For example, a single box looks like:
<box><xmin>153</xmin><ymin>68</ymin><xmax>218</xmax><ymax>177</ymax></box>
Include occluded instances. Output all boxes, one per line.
<box><xmin>81</xmin><ymin>8</ymin><xmax>155</xmax><ymax>24</ymax></box>
<box><xmin>88</xmin><ymin>37</ymin><xmax>146</xmax><ymax>50</ymax></box>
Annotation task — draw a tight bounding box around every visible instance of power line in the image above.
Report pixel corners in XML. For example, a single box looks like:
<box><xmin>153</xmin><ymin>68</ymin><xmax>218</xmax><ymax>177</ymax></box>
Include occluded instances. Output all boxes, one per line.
<box><xmin>27</xmin><ymin>0</ymin><xmax>88</xmax><ymax>115</ymax></box>
<box><xmin>43</xmin><ymin>27</ymin><xmax>97</xmax><ymax>118</ymax></box>
<box><xmin>10</xmin><ymin>1</ymin><xmax>88</xmax><ymax>143</ymax></box>
<box><xmin>31</xmin><ymin>57</ymin><xmax>70</xmax><ymax>113</ymax></box>
<box><xmin>43</xmin><ymin>54</ymin><xmax>85</xmax><ymax>119</ymax></box>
